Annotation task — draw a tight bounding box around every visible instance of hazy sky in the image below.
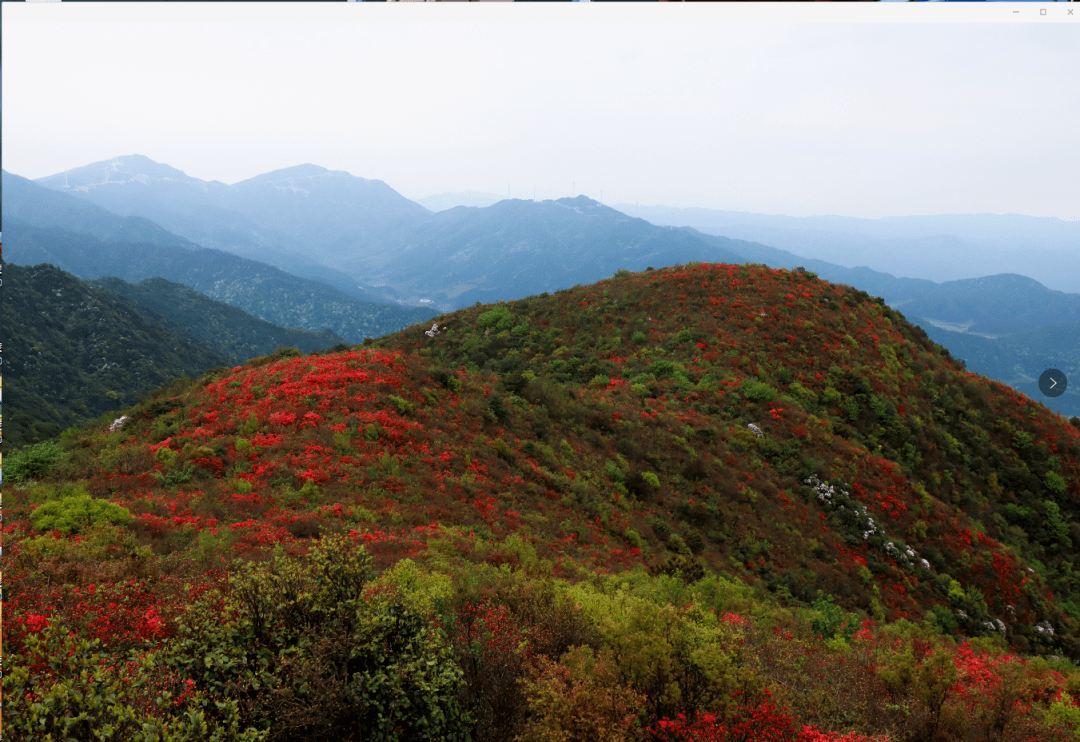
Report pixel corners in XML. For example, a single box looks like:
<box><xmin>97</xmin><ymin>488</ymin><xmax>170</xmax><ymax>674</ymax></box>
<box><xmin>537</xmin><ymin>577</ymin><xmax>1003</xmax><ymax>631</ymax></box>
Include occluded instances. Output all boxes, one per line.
<box><xmin>4</xmin><ymin>5</ymin><xmax>1077</xmax><ymax>219</ymax></box>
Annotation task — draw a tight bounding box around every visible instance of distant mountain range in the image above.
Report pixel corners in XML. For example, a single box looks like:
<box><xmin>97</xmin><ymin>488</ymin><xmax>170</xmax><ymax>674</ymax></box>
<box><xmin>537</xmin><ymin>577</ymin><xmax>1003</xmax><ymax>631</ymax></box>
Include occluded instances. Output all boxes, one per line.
<box><xmin>29</xmin><ymin>156</ymin><xmax>427</xmax><ymax>298</ymax></box>
<box><xmin>623</xmin><ymin>203</ymin><xmax>1080</xmax><ymax>295</ymax></box>
<box><xmin>8</xmin><ymin>154</ymin><xmax>1079</xmax><ymax>417</ymax></box>
<box><xmin>339</xmin><ymin>196</ymin><xmax>748</xmax><ymax>308</ymax></box>
<box><xmin>415</xmin><ymin>191</ymin><xmax>504</xmax><ymax>212</ymax></box>
<box><xmin>3</xmin><ymin>171</ymin><xmax>435</xmax><ymax>342</ymax></box>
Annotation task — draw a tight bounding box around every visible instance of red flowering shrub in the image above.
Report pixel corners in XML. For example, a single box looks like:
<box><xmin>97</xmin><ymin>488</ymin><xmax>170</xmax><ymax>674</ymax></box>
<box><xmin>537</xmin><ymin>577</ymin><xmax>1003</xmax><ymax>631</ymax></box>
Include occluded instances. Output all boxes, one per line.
<box><xmin>649</xmin><ymin>690</ymin><xmax>796</xmax><ymax>742</ymax></box>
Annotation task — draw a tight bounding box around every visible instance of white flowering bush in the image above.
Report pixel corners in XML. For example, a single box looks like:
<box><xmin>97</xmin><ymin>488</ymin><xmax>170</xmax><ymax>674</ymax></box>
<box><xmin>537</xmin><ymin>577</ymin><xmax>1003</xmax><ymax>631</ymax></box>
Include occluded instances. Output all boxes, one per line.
<box><xmin>804</xmin><ymin>474</ymin><xmax>930</xmax><ymax>573</ymax></box>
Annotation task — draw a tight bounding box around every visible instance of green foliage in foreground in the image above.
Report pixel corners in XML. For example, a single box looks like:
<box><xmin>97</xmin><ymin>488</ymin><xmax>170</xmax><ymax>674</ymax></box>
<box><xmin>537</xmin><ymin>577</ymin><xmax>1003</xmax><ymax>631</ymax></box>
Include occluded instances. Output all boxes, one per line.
<box><xmin>11</xmin><ymin>533</ymin><xmax>1080</xmax><ymax>742</ymax></box>
<box><xmin>7</xmin><ymin>623</ymin><xmax>265</xmax><ymax>742</ymax></box>
<box><xmin>163</xmin><ymin>536</ymin><xmax>470</xmax><ymax>742</ymax></box>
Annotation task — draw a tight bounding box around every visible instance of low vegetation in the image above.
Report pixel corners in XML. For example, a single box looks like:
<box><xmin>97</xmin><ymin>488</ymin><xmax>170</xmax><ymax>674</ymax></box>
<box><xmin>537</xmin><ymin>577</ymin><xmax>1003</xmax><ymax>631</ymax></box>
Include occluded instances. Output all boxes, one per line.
<box><xmin>6</xmin><ymin>263</ymin><xmax>1080</xmax><ymax>740</ymax></box>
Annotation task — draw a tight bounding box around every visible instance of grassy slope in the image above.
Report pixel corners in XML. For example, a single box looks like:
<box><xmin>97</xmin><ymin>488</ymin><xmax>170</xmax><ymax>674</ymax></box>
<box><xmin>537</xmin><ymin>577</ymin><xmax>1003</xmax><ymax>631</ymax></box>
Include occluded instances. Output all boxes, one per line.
<box><xmin>374</xmin><ymin>262</ymin><xmax>1080</xmax><ymax>656</ymax></box>
<box><xmin>7</xmin><ymin>263</ymin><xmax>1080</xmax><ymax>740</ymax></box>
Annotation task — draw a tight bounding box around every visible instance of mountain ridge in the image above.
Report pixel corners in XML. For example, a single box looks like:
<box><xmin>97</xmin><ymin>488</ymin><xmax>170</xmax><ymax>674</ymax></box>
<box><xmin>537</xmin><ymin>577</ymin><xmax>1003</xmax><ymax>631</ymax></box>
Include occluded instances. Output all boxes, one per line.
<box><xmin>19</xmin><ymin>155</ymin><xmax>1080</xmax><ymax>418</ymax></box>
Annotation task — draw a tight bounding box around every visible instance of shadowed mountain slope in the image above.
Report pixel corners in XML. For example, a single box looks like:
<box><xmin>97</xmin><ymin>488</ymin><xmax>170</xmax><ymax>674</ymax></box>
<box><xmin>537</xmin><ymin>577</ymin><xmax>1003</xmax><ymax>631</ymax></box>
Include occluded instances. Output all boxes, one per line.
<box><xmin>3</xmin><ymin>262</ymin><xmax>233</xmax><ymax>448</ymax></box>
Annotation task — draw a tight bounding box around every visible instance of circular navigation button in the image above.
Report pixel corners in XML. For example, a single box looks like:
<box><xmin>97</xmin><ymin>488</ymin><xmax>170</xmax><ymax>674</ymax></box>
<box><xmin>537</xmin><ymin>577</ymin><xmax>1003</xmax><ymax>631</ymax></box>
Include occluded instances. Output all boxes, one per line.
<box><xmin>1039</xmin><ymin>369</ymin><xmax>1068</xmax><ymax>398</ymax></box>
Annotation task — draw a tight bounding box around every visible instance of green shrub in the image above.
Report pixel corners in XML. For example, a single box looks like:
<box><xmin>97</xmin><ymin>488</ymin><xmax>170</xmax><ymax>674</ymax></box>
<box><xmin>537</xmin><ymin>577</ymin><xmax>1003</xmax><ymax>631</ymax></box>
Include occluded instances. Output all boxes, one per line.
<box><xmin>641</xmin><ymin>471</ymin><xmax>660</xmax><ymax>488</ymax></box>
<box><xmin>155</xmin><ymin>465</ymin><xmax>195</xmax><ymax>486</ymax></box>
<box><xmin>1046</xmin><ymin>471</ymin><xmax>1069</xmax><ymax>495</ymax></box>
<box><xmin>1044</xmin><ymin>694</ymin><xmax>1080</xmax><ymax>737</ymax></box>
<box><xmin>562</xmin><ymin>580</ymin><xmax>757</xmax><ymax>723</ymax></box>
<box><xmin>387</xmin><ymin>394</ymin><xmax>415</xmax><ymax>415</ymax></box>
<box><xmin>647</xmin><ymin>516</ymin><xmax>671</xmax><ymax>541</ymax></box>
<box><xmin>155</xmin><ymin>445</ymin><xmax>179</xmax><ymax>466</ymax></box>
<box><xmin>652</xmin><ymin>359</ymin><xmax>677</xmax><ymax>378</ymax></box>
<box><xmin>165</xmin><ymin>537</ymin><xmax>470</xmax><ymax>742</ymax></box>
<box><xmin>491</xmin><ymin>438</ymin><xmax>516</xmax><ymax>461</ymax></box>
<box><xmin>241</xmin><ymin>412</ymin><xmax>260</xmax><ymax>435</ymax></box>
<box><xmin>489</xmin><ymin>396</ymin><xmax>510</xmax><ymax>422</ymax></box>
<box><xmin>518</xmin><ymin>647</ymin><xmax>644</xmax><ymax>742</ymax></box>
<box><xmin>809</xmin><ymin>591</ymin><xmax>856</xmax><ymax>641</ymax></box>
<box><xmin>1043</xmin><ymin>499</ymin><xmax>1072</xmax><ymax>546</ymax></box>
<box><xmin>740</xmin><ymin>379</ymin><xmax>777</xmax><ymax>403</ymax></box>
<box><xmin>604</xmin><ymin>461</ymin><xmax>625</xmax><ymax>482</ymax></box>
<box><xmin>30</xmin><ymin>494</ymin><xmax>135</xmax><ymax>534</ymax></box>
<box><xmin>6</xmin><ymin>440</ymin><xmax>64</xmax><ymax>483</ymax></box>
<box><xmin>668</xmin><ymin>533</ymin><xmax>691</xmax><ymax>556</ymax></box>
<box><xmin>478</xmin><ymin>305</ymin><xmax>515</xmax><ymax>331</ymax></box>
<box><xmin>5</xmin><ymin>622</ymin><xmax>265</xmax><ymax>742</ymax></box>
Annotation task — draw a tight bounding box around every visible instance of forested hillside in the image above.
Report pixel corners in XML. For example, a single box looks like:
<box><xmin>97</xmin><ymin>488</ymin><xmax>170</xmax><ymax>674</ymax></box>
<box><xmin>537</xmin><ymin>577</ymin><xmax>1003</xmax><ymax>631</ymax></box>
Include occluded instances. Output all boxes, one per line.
<box><xmin>3</xmin><ymin>262</ymin><xmax>233</xmax><ymax>448</ymax></box>
<box><xmin>7</xmin><ymin>264</ymin><xmax>1080</xmax><ymax>742</ymax></box>
<box><xmin>4</xmin><ymin>265</ymin><xmax>348</xmax><ymax>449</ymax></box>
<box><xmin>88</xmin><ymin>275</ymin><xmax>349</xmax><ymax>363</ymax></box>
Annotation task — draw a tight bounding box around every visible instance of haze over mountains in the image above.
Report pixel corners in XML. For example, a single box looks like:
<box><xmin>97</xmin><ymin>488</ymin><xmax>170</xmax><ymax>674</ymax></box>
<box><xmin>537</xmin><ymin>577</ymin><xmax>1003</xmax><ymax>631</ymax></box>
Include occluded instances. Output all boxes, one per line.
<box><xmin>3</xmin><ymin>170</ymin><xmax>435</xmax><ymax>341</ymax></box>
<box><xmin>415</xmin><ymin>190</ymin><xmax>503</xmax><ymax>212</ymax></box>
<box><xmin>5</xmin><ymin>154</ymin><xmax>1078</xmax><ymax>416</ymax></box>
<box><xmin>625</xmin><ymin>203</ymin><xmax>1080</xmax><ymax>295</ymax></box>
